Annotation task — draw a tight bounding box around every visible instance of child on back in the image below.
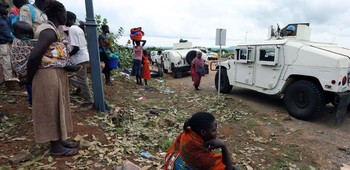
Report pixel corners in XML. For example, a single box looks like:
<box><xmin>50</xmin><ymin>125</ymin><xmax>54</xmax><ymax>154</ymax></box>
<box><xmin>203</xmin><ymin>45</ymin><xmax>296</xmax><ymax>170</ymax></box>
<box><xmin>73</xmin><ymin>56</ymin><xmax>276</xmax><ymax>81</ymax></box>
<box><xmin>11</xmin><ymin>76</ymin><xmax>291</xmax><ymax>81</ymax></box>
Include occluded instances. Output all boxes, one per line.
<box><xmin>164</xmin><ymin>112</ymin><xmax>239</xmax><ymax>170</ymax></box>
<box><xmin>12</xmin><ymin>21</ymin><xmax>81</xmax><ymax>109</ymax></box>
<box><xmin>12</xmin><ymin>21</ymin><xmax>82</xmax><ymax>73</ymax></box>
<box><xmin>12</xmin><ymin>21</ymin><xmax>34</xmax><ymax>40</ymax></box>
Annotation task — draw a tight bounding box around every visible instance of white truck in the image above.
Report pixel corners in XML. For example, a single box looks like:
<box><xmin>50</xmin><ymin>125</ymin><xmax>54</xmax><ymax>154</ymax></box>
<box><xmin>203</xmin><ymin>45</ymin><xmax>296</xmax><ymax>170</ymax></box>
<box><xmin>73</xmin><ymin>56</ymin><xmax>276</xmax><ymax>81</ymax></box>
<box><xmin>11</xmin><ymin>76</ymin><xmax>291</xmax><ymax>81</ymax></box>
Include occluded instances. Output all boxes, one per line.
<box><xmin>214</xmin><ymin>23</ymin><xmax>350</xmax><ymax>122</ymax></box>
<box><xmin>160</xmin><ymin>42</ymin><xmax>209</xmax><ymax>78</ymax></box>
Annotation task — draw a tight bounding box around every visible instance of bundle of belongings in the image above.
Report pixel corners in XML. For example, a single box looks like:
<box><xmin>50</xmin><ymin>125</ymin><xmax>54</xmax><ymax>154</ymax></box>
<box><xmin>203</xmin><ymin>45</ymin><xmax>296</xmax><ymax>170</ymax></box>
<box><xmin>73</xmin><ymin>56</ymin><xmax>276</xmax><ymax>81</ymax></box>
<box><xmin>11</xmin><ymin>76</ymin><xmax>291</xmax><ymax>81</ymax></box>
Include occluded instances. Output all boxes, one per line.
<box><xmin>130</xmin><ymin>27</ymin><xmax>144</xmax><ymax>41</ymax></box>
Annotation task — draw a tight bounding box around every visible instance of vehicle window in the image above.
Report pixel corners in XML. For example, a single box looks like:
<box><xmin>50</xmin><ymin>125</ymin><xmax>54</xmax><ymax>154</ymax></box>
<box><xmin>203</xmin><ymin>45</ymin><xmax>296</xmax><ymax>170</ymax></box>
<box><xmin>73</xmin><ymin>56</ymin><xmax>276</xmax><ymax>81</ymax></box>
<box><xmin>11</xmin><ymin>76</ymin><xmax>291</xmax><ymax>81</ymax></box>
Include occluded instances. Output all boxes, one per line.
<box><xmin>239</xmin><ymin>49</ymin><xmax>248</xmax><ymax>60</ymax></box>
<box><xmin>259</xmin><ymin>48</ymin><xmax>275</xmax><ymax>62</ymax></box>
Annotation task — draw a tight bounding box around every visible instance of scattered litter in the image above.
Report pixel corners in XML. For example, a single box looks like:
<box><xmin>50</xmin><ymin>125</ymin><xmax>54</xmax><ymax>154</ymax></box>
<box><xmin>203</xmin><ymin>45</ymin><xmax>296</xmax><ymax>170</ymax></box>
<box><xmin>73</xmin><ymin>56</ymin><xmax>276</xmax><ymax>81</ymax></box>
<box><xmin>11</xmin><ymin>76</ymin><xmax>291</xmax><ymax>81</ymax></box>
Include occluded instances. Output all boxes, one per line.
<box><xmin>123</xmin><ymin>68</ymin><xmax>131</xmax><ymax>74</ymax></box>
<box><xmin>145</xmin><ymin>86</ymin><xmax>153</xmax><ymax>91</ymax></box>
<box><xmin>7</xmin><ymin>99</ymin><xmax>17</xmax><ymax>104</ymax></box>
<box><xmin>120</xmin><ymin>72</ymin><xmax>130</xmax><ymax>79</ymax></box>
<box><xmin>137</xmin><ymin>96</ymin><xmax>147</xmax><ymax>100</ymax></box>
<box><xmin>140</xmin><ymin>151</ymin><xmax>155</xmax><ymax>159</ymax></box>
<box><xmin>159</xmin><ymin>87</ymin><xmax>174</xmax><ymax>95</ymax></box>
<box><xmin>155</xmin><ymin>79</ymin><xmax>164</xmax><ymax>83</ymax></box>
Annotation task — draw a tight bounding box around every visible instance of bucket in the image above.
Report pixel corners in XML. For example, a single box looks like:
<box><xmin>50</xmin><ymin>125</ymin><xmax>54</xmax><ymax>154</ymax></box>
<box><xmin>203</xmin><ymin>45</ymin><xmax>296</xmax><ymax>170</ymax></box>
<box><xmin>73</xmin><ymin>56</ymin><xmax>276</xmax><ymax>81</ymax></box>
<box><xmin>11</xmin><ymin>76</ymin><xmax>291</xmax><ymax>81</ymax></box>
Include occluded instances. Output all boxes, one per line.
<box><xmin>109</xmin><ymin>58</ymin><xmax>119</xmax><ymax>69</ymax></box>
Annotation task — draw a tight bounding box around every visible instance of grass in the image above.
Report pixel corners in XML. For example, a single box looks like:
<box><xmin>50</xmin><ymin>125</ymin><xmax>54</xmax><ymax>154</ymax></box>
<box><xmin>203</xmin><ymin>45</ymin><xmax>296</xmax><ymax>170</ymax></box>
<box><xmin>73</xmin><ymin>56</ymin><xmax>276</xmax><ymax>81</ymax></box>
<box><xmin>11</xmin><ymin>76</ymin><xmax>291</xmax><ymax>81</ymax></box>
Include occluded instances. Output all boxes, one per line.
<box><xmin>161</xmin><ymin>140</ymin><xmax>172</xmax><ymax>151</ymax></box>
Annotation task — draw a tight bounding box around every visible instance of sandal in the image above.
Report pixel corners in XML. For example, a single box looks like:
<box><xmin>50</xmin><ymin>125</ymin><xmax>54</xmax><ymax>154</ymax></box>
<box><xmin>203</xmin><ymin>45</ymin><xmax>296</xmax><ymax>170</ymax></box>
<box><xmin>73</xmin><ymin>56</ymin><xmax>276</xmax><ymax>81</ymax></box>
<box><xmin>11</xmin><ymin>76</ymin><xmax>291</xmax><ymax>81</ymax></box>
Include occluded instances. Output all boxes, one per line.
<box><xmin>60</xmin><ymin>140</ymin><xmax>80</xmax><ymax>148</ymax></box>
<box><xmin>50</xmin><ymin>148</ymin><xmax>78</xmax><ymax>156</ymax></box>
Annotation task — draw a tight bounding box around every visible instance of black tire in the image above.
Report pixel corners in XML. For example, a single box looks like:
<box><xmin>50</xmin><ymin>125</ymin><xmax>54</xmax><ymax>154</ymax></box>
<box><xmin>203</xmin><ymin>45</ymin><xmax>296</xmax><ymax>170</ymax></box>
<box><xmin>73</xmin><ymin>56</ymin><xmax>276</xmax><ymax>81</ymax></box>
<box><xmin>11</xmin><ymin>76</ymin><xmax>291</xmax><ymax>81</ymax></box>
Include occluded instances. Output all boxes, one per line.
<box><xmin>215</xmin><ymin>68</ymin><xmax>232</xmax><ymax>93</ymax></box>
<box><xmin>204</xmin><ymin>64</ymin><xmax>209</xmax><ymax>74</ymax></box>
<box><xmin>186</xmin><ymin>50</ymin><xmax>197</xmax><ymax>64</ymax></box>
<box><xmin>171</xmin><ymin>63</ymin><xmax>178</xmax><ymax>78</ymax></box>
<box><xmin>284</xmin><ymin>80</ymin><xmax>325</xmax><ymax>120</ymax></box>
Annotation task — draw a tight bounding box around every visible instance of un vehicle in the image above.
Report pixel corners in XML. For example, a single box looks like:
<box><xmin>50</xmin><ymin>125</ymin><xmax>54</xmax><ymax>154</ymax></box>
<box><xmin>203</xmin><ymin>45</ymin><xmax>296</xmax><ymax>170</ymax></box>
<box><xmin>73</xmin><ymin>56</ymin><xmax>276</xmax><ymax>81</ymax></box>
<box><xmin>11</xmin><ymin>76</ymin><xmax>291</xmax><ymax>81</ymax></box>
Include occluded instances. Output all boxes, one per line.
<box><xmin>214</xmin><ymin>23</ymin><xmax>350</xmax><ymax>121</ymax></box>
<box><xmin>161</xmin><ymin>42</ymin><xmax>209</xmax><ymax>78</ymax></box>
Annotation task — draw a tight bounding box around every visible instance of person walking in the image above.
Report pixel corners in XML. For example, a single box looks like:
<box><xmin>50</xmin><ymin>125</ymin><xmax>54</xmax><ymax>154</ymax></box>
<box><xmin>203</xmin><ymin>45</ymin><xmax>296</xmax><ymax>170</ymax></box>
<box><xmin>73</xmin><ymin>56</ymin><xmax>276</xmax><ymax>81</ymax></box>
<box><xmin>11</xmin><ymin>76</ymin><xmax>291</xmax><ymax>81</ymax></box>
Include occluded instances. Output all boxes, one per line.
<box><xmin>0</xmin><ymin>2</ymin><xmax>15</xmax><ymax>86</ymax></box>
<box><xmin>65</xmin><ymin>11</ymin><xmax>93</xmax><ymax>107</ymax></box>
<box><xmin>26</xmin><ymin>0</ymin><xmax>78</xmax><ymax>156</ymax></box>
<box><xmin>191</xmin><ymin>51</ymin><xmax>205</xmax><ymax>90</ymax></box>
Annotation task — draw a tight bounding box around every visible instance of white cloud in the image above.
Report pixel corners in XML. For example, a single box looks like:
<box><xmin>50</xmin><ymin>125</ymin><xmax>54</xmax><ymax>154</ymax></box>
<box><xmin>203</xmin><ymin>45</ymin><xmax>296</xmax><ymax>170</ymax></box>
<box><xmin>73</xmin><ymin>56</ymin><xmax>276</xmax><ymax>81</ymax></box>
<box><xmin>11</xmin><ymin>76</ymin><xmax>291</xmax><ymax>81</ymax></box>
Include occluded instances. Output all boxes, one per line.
<box><xmin>59</xmin><ymin>0</ymin><xmax>350</xmax><ymax>48</ymax></box>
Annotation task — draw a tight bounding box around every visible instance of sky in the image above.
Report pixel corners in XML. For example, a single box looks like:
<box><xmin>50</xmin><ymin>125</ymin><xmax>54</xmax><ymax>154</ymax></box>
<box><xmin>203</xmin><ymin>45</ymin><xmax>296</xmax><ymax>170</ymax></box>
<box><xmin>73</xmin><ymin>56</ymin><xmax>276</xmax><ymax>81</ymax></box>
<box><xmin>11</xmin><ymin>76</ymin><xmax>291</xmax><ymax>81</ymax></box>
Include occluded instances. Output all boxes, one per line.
<box><xmin>58</xmin><ymin>0</ymin><xmax>350</xmax><ymax>48</ymax></box>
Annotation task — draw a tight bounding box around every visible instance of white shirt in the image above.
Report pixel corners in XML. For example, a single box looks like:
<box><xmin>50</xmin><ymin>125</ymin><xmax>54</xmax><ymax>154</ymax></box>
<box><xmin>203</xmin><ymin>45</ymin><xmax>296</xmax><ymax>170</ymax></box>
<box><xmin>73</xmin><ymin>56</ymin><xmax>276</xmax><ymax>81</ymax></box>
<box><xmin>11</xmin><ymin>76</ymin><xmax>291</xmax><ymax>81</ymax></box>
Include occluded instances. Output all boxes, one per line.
<box><xmin>68</xmin><ymin>25</ymin><xmax>89</xmax><ymax>64</ymax></box>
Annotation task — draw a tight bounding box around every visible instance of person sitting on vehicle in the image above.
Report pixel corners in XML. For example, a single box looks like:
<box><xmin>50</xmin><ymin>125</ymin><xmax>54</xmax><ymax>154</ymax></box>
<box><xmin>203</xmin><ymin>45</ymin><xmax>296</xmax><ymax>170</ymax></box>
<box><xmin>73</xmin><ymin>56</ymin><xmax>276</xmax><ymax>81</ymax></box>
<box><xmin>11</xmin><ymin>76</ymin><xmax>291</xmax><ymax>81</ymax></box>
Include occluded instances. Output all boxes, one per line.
<box><xmin>164</xmin><ymin>112</ymin><xmax>239</xmax><ymax>170</ymax></box>
<box><xmin>286</xmin><ymin>25</ymin><xmax>296</xmax><ymax>36</ymax></box>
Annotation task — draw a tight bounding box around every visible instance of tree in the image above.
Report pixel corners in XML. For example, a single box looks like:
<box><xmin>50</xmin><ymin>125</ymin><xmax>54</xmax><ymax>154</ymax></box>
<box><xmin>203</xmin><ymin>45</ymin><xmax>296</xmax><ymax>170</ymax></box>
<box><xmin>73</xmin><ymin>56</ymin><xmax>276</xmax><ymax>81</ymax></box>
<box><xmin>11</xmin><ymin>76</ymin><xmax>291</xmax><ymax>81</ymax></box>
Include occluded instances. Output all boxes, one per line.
<box><xmin>95</xmin><ymin>15</ymin><xmax>133</xmax><ymax>70</ymax></box>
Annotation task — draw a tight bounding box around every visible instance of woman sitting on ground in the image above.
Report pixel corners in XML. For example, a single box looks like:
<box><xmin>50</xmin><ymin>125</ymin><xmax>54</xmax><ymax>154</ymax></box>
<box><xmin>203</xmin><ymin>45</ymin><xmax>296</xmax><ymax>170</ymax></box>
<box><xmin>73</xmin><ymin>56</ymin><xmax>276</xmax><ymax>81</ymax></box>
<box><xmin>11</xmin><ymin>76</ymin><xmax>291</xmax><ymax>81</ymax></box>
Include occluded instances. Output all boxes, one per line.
<box><xmin>164</xmin><ymin>112</ymin><xmax>238</xmax><ymax>170</ymax></box>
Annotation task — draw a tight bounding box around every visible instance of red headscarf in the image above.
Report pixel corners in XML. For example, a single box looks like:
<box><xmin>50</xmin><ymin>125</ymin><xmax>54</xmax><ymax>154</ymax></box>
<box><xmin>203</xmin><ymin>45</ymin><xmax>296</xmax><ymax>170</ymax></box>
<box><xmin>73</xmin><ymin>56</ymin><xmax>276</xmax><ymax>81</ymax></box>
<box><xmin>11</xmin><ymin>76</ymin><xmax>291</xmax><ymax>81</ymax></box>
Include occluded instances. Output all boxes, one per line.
<box><xmin>11</xmin><ymin>7</ymin><xmax>19</xmax><ymax>15</ymax></box>
<box><xmin>191</xmin><ymin>52</ymin><xmax>204</xmax><ymax>68</ymax></box>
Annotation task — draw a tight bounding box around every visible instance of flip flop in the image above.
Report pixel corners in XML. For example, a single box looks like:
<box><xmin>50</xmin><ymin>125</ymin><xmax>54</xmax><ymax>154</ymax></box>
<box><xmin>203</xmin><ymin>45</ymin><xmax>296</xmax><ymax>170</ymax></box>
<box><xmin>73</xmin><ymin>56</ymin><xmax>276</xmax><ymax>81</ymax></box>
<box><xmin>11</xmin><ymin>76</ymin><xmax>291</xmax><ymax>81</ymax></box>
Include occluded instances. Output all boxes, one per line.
<box><xmin>61</xmin><ymin>140</ymin><xmax>80</xmax><ymax>148</ymax></box>
<box><xmin>50</xmin><ymin>148</ymin><xmax>78</xmax><ymax>156</ymax></box>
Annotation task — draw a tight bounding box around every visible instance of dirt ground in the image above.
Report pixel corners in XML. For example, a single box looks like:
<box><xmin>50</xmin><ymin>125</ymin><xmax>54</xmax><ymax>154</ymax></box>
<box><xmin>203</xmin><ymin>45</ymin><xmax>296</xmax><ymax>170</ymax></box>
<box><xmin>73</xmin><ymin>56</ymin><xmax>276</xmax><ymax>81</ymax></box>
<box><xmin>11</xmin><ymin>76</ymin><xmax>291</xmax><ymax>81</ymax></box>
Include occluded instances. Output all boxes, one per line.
<box><xmin>0</xmin><ymin>64</ymin><xmax>350</xmax><ymax>169</ymax></box>
<box><xmin>162</xmin><ymin>64</ymin><xmax>350</xmax><ymax>170</ymax></box>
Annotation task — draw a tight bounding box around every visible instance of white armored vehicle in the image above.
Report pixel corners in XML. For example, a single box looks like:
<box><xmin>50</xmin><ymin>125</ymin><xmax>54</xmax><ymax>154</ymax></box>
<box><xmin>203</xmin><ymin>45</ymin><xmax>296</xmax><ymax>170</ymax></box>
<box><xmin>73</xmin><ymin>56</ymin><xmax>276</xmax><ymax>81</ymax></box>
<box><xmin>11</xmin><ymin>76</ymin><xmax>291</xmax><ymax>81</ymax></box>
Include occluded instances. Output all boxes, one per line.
<box><xmin>214</xmin><ymin>23</ymin><xmax>350</xmax><ymax>122</ymax></box>
<box><xmin>160</xmin><ymin>42</ymin><xmax>209</xmax><ymax>78</ymax></box>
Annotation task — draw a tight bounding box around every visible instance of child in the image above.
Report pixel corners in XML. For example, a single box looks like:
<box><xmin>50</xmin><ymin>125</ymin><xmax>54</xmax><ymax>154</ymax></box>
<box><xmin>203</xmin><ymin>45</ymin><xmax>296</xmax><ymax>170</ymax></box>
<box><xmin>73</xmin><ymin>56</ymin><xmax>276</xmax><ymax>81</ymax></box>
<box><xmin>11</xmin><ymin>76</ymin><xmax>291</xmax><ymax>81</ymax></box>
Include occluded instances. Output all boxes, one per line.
<box><xmin>164</xmin><ymin>112</ymin><xmax>238</xmax><ymax>170</ymax></box>
<box><xmin>142</xmin><ymin>50</ymin><xmax>151</xmax><ymax>86</ymax></box>
<box><xmin>12</xmin><ymin>21</ymin><xmax>34</xmax><ymax>40</ymax></box>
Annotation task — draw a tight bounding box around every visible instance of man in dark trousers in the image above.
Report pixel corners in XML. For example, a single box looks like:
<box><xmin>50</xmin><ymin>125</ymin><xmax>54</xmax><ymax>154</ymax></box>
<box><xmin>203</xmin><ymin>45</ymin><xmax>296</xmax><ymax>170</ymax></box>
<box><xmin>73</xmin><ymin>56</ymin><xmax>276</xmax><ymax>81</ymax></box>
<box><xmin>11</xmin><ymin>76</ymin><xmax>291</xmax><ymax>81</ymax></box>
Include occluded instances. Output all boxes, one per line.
<box><xmin>66</xmin><ymin>11</ymin><xmax>93</xmax><ymax>107</ymax></box>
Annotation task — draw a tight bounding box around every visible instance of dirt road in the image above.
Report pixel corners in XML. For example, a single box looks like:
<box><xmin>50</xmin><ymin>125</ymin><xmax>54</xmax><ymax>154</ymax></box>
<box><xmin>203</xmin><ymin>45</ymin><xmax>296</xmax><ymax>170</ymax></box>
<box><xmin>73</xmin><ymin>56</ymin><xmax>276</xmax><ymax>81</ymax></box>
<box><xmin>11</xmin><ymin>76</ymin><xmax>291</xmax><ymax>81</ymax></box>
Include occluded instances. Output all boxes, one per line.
<box><xmin>157</xmin><ymin>64</ymin><xmax>350</xmax><ymax>169</ymax></box>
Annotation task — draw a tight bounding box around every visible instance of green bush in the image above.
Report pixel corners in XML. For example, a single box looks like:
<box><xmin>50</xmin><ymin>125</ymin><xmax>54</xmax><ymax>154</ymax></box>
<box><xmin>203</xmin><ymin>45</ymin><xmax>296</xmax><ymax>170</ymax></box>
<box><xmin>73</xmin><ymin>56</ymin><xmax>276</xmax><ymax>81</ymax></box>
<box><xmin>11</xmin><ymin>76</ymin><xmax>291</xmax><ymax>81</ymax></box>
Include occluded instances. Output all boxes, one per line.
<box><xmin>95</xmin><ymin>15</ymin><xmax>133</xmax><ymax>70</ymax></box>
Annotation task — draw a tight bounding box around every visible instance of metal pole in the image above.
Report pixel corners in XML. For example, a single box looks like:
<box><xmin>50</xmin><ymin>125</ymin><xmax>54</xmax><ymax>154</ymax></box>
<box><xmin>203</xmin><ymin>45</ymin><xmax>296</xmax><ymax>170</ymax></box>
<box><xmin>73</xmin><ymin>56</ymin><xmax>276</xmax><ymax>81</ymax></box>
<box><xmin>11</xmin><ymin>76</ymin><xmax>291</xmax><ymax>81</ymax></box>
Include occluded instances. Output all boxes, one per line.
<box><xmin>85</xmin><ymin>0</ymin><xmax>106</xmax><ymax>112</ymax></box>
<box><xmin>218</xmin><ymin>29</ymin><xmax>222</xmax><ymax>100</ymax></box>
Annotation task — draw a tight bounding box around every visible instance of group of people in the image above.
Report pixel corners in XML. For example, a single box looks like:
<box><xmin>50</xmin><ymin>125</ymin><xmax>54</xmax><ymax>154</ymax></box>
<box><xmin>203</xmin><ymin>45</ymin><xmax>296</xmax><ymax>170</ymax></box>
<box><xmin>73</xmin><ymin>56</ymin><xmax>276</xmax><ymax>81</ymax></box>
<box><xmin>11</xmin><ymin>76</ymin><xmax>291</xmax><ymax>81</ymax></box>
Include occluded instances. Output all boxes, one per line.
<box><xmin>0</xmin><ymin>0</ymin><xmax>95</xmax><ymax>156</ymax></box>
<box><xmin>2</xmin><ymin>1</ymin><xmax>238</xmax><ymax>169</ymax></box>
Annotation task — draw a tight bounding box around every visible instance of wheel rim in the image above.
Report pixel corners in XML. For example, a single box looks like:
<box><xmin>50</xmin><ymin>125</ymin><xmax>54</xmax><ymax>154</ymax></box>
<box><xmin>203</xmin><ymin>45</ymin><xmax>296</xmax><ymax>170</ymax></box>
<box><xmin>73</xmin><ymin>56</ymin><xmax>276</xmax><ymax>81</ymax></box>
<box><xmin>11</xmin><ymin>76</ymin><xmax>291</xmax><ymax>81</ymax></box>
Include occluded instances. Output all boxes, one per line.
<box><xmin>294</xmin><ymin>90</ymin><xmax>309</xmax><ymax>109</ymax></box>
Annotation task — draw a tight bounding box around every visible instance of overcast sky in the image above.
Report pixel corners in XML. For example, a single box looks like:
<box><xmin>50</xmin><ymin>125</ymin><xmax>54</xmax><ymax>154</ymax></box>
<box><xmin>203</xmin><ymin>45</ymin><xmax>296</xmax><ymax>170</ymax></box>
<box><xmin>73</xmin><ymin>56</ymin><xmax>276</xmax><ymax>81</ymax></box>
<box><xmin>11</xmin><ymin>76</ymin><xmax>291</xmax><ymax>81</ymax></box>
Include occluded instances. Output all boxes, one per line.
<box><xmin>59</xmin><ymin>0</ymin><xmax>350</xmax><ymax>48</ymax></box>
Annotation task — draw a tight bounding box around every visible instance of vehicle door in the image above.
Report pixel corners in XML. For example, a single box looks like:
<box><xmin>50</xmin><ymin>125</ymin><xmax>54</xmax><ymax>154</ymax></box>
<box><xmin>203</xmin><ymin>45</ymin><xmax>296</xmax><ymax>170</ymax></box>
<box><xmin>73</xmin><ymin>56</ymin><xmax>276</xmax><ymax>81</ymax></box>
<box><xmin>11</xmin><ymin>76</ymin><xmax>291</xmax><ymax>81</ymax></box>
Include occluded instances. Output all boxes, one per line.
<box><xmin>162</xmin><ymin>52</ymin><xmax>171</xmax><ymax>70</ymax></box>
<box><xmin>254</xmin><ymin>45</ymin><xmax>283</xmax><ymax>89</ymax></box>
<box><xmin>234</xmin><ymin>47</ymin><xmax>255</xmax><ymax>86</ymax></box>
